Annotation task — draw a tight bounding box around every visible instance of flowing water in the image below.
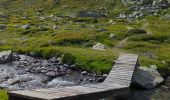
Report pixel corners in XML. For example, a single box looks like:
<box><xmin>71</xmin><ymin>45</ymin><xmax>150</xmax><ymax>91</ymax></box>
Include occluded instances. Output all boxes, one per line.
<box><xmin>0</xmin><ymin>54</ymin><xmax>102</xmax><ymax>91</ymax></box>
<box><xmin>104</xmin><ymin>79</ymin><xmax>170</xmax><ymax>100</ymax></box>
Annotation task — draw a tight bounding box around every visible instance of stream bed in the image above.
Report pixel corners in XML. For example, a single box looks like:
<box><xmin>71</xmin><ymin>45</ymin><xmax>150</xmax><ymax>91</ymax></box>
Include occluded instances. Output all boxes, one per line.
<box><xmin>0</xmin><ymin>54</ymin><xmax>105</xmax><ymax>91</ymax></box>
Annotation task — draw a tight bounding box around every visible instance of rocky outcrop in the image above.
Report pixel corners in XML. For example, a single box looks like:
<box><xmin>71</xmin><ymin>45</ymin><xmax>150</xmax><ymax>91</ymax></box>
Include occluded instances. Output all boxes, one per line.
<box><xmin>0</xmin><ymin>50</ymin><xmax>12</xmax><ymax>64</ymax></box>
<box><xmin>132</xmin><ymin>66</ymin><xmax>164</xmax><ymax>89</ymax></box>
<box><xmin>120</xmin><ymin>0</ymin><xmax>170</xmax><ymax>19</ymax></box>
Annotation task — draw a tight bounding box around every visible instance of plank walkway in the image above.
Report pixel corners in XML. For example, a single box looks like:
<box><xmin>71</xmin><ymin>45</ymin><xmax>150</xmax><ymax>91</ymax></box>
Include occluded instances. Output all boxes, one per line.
<box><xmin>8</xmin><ymin>54</ymin><xmax>139</xmax><ymax>100</ymax></box>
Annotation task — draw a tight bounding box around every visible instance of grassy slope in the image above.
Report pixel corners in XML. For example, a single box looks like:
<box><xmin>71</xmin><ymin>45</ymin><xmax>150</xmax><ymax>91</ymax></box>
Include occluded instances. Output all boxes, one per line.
<box><xmin>0</xmin><ymin>0</ymin><xmax>170</xmax><ymax>99</ymax></box>
<box><xmin>0</xmin><ymin>0</ymin><xmax>170</xmax><ymax>75</ymax></box>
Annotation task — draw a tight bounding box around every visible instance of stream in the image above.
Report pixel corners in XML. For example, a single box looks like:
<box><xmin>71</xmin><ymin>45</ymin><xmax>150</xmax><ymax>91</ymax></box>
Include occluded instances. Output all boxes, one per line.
<box><xmin>103</xmin><ymin>78</ymin><xmax>170</xmax><ymax>100</ymax></box>
<box><xmin>0</xmin><ymin>54</ymin><xmax>105</xmax><ymax>91</ymax></box>
<box><xmin>0</xmin><ymin>53</ymin><xmax>170</xmax><ymax>100</ymax></box>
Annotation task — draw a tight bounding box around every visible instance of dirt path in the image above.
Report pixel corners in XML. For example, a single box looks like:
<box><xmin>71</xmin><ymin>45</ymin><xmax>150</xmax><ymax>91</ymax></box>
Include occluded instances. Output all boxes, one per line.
<box><xmin>115</xmin><ymin>37</ymin><xmax>130</xmax><ymax>48</ymax></box>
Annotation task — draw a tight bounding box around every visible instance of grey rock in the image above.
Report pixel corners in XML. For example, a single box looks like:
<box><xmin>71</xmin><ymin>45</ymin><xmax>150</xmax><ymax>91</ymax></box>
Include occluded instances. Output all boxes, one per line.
<box><xmin>0</xmin><ymin>50</ymin><xmax>12</xmax><ymax>64</ymax></box>
<box><xmin>121</xmin><ymin>0</ymin><xmax>170</xmax><ymax>19</ymax></box>
<box><xmin>0</xmin><ymin>40</ymin><xmax>5</xmax><ymax>45</ymax></box>
<box><xmin>81</xmin><ymin>71</ymin><xmax>88</xmax><ymax>75</ymax></box>
<box><xmin>89</xmin><ymin>78</ymin><xmax>94</xmax><ymax>82</ymax></box>
<box><xmin>93</xmin><ymin>43</ymin><xmax>105</xmax><ymax>50</ymax></box>
<box><xmin>0</xmin><ymin>82</ymin><xmax>10</xmax><ymax>88</ymax></box>
<box><xmin>53</xmin><ymin>25</ymin><xmax>58</xmax><ymax>29</ymax></box>
<box><xmin>22</xmin><ymin>24</ymin><xmax>30</xmax><ymax>30</ymax></box>
<box><xmin>103</xmin><ymin>74</ymin><xmax>108</xmax><ymax>78</ymax></box>
<box><xmin>8</xmin><ymin>84</ymin><xmax>21</xmax><ymax>91</ymax></box>
<box><xmin>39</xmin><ymin>17</ymin><xmax>46</xmax><ymax>21</ymax></box>
<box><xmin>132</xmin><ymin>67</ymin><xmax>164</xmax><ymax>89</ymax></box>
<box><xmin>143</xmin><ymin>52</ymin><xmax>156</xmax><ymax>59</ymax></box>
<box><xmin>45</xmin><ymin>71</ymin><xmax>56</xmax><ymax>77</ymax></box>
<box><xmin>119</xmin><ymin>12</ymin><xmax>127</xmax><ymax>18</ymax></box>
<box><xmin>78</xmin><ymin>11</ymin><xmax>106</xmax><ymax>18</ymax></box>
<box><xmin>164</xmin><ymin>14</ymin><xmax>170</xmax><ymax>20</ymax></box>
<box><xmin>109</xmin><ymin>33</ymin><xmax>116</xmax><ymax>39</ymax></box>
<box><xmin>98</xmin><ymin>77</ymin><xmax>105</xmax><ymax>83</ymax></box>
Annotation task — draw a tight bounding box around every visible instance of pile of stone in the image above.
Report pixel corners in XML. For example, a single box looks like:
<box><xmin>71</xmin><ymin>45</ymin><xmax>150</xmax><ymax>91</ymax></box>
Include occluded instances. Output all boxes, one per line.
<box><xmin>93</xmin><ymin>43</ymin><xmax>105</xmax><ymax>50</ymax></box>
<box><xmin>0</xmin><ymin>50</ymin><xmax>106</xmax><ymax>91</ymax></box>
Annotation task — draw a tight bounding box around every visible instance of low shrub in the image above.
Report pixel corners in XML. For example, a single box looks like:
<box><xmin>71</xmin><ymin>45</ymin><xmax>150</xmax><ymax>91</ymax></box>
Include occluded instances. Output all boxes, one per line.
<box><xmin>41</xmin><ymin>48</ymin><xmax>62</xmax><ymax>59</ymax></box>
<box><xmin>131</xmin><ymin>35</ymin><xmax>170</xmax><ymax>44</ymax></box>
<box><xmin>128</xmin><ymin>28</ymin><xmax>147</xmax><ymax>35</ymax></box>
<box><xmin>62</xmin><ymin>53</ymin><xmax>75</xmax><ymax>65</ymax></box>
<box><xmin>20</xmin><ymin>28</ymin><xmax>49</xmax><ymax>35</ymax></box>
<box><xmin>157</xmin><ymin>66</ymin><xmax>170</xmax><ymax>77</ymax></box>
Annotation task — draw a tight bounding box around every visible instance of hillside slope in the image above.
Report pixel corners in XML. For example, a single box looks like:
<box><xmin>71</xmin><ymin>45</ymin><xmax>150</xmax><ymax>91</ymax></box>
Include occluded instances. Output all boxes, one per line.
<box><xmin>0</xmin><ymin>0</ymin><xmax>170</xmax><ymax>76</ymax></box>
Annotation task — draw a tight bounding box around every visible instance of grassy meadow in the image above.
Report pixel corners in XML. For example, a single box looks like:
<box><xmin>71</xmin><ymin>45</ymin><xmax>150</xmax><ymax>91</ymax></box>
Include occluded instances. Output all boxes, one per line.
<box><xmin>0</xmin><ymin>0</ymin><xmax>170</xmax><ymax>99</ymax></box>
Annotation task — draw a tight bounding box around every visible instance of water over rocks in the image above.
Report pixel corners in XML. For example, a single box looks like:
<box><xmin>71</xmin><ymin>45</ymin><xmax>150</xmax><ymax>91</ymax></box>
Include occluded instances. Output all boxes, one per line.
<box><xmin>0</xmin><ymin>51</ymin><xmax>106</xmax><ymax>91</ymax></box>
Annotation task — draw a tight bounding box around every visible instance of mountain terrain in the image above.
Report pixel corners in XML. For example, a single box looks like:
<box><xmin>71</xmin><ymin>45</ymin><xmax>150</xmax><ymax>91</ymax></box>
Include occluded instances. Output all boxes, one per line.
<box><xmin>0</xmin><ymin>0</ymin><xmax>170</xmax><ymax>76</ymax></box>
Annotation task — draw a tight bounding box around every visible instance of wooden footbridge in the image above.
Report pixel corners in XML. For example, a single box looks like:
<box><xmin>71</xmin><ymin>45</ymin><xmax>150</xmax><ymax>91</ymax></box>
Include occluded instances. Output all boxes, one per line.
<box><xmin>8</xmin><ymin>54</ymin><xmax>139</xmax><ymax>100</ymax></box>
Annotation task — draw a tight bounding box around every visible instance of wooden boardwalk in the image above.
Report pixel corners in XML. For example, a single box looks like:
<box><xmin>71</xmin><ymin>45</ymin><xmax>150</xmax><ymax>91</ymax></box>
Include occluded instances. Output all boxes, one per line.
<box><xmin>8</xmin><ymin>54</ymin><xmax>139</xmax><ymax>100</ymax></box>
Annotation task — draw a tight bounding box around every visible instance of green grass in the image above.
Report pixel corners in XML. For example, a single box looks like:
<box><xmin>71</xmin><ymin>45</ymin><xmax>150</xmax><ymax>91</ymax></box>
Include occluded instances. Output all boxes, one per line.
<box><xmin>0</xmin><ymin>90</ymin><xmax>8</xmax><ymax>100</ymax></box>
<box><xmin>0</xmin><ymin>0</ymin><xmax>170</xmax><ymax>76</ymax></box>
<box><xmin>1</xmin><ymin>1</ymin><xmax>170</xmax><ymax>99</ymax></box>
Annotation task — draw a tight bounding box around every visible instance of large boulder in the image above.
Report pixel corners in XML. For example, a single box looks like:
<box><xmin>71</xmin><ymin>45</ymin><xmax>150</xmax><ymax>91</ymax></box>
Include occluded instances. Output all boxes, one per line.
<box><xmin>132</xmin><ymin>67</ymin><xmax>164</xmax><ymax>89</ymax></box>
<box><xmin>0</xmin><ymin>50</ymin><xmax>13</xmax><ymax>64</ymax></box>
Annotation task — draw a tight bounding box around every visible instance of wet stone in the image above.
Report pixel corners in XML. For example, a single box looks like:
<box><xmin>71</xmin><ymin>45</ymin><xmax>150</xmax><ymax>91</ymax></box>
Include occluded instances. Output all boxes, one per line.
<box><xmin>0</xmin><ymin>53</ymin><xmax>101</xmax><ymax>91</ymax></box>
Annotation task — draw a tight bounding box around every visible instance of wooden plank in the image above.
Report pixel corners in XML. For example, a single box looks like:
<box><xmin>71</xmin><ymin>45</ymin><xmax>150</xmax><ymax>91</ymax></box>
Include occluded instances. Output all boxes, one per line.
<box><xmin>9</xmin><ymin>90</ymin><xmax>61</xmax><ymax>100</ymax></box>
<box><xmin>108</xmin><ymin>72</ymin><xmax>133</xmax><ymax>76</ymax></box>
<box><xmin>34</xmin><ymin>87</ymin><xmax>85</xmax><ymax>94</ymax></box>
